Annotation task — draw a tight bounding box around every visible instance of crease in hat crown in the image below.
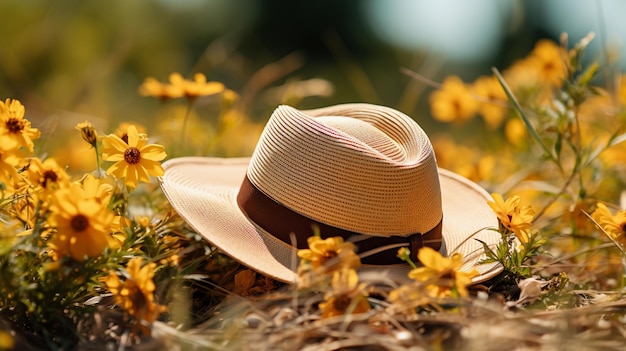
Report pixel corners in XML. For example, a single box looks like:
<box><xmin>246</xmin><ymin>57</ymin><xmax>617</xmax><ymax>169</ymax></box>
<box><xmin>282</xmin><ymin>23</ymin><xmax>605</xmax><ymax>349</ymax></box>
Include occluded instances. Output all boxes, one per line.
<box><xmin>245</xmin><ymin>104</ymin><xmax>442</xmax><ymax>237</ymax></box>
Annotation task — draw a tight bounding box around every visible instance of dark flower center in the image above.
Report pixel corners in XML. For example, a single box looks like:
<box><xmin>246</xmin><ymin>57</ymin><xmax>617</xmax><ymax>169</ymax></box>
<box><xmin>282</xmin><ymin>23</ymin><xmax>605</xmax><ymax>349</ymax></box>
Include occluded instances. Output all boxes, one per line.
<box><xmin>543</xmin><ymin>61</ymin><xmax>555</xmax><ymax>72</ymax></box>
<box><xmin>621</xmin><ymin>222</ymin><xmax>626</xmax><ymax>234</ymax></box>
<box><xmin>324</xmin><ymin>250</ymin><xmax>338</xmax><ymax>259</ymax></box>
<box><xmin>42</xmin><ymin>170</ymin><xmax>58</xmax><ymax>188</ymax></box>
<box><xmin>128</xmin><ymin>282</ymin><xmax>149</xmax><ymax>313</ymax></box>
<box><xmin>452</xmin><ymin>99</ymin><xmax>462</xmax><ymax>114</ymax></box>
<box><xmin>332</xmin><ymin>295</ymin><xmax>351</xmax><ymax>313</ymax></box>
<box><xmin>440</xmin><ymin>269</ymin><xmax>455</xmax><ymax>281</ymax></box>
<box><xmin>6</xmin><ymin>118</ymin><xmax>24</xmax><ymax>133</ymax></box>
<box><xmin>71</xmin><ymin>214</ymin><xmax>90</xmax><ymax>232</ymax></box>
<box><xmin>124</xmin><ymin>147</ymin><xmax>141</xmax><ymax>165</ymax></box>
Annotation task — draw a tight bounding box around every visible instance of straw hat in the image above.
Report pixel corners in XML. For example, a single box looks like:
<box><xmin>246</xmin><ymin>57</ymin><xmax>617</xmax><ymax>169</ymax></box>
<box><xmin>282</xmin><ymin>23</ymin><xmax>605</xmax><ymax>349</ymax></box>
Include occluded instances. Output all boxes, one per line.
<box><xmin>159</xmin><ymin>103</ymin><xmax>502</xmax><ymax>283</ymax></box>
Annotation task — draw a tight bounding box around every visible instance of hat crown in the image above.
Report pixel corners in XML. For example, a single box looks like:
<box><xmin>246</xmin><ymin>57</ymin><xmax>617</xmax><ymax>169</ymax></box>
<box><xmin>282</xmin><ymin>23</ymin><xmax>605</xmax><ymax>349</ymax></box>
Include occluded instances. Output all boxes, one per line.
<box><xmin>247</xmin><ymin>104</ymin><xmax>442</xmax><ymax>236</ymax></box>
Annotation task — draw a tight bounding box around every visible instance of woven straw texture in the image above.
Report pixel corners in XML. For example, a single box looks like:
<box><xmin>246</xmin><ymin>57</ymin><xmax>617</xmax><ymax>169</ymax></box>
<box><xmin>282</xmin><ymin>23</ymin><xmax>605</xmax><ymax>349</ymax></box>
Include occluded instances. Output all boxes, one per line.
<box><xmin>248</xmin><ymin>105</ymin><xmax>441</xmax><ymax>235</ymax></box>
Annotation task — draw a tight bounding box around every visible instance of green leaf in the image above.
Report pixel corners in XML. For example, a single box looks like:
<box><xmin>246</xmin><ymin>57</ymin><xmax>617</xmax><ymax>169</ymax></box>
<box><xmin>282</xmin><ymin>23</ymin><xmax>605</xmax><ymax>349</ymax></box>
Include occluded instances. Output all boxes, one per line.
<box><xmin>476</xmin><ymin>239</ymin><xmax>497</xmax><ymax>262</ymax></box>
<box><xmin>554</xmin><ymin>132</ymin><xmax>562</xmax><ymax>159</ymax></box>
<box><xmin>576</xmin><ymin>61</ymin><xmax>599</xmax><ymax>88</ymax></box>
<box><xmin>609</xmin><ymin>132</ymin><xmax>626</xmax><ymax>148</ymax></box>
<box><xmin>492</xmin><ymin>67</ymin><xmax>562</xmax><ymax>171</ymax></box>
<box><xmin>497</xmin><ymin>241</ymin><xmax>510</xmax><ymax>262</ymax></box>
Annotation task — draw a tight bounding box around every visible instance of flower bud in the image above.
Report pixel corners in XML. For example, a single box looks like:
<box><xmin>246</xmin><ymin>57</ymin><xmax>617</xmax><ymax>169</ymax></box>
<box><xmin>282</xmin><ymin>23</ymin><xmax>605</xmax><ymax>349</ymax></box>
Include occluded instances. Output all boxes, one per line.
<box><xmin>76</xmin><ymin>121</ymin><xmax>98</xmax><ymax>147</ymax></box>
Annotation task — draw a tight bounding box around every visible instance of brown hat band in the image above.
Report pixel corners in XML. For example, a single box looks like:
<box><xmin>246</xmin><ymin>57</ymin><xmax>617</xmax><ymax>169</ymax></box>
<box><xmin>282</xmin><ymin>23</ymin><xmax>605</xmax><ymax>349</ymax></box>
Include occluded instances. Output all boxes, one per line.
<box><xmin>237</xmin><ymin>175</ymin><xmax>442</xmax><ymax>264</ymax></box>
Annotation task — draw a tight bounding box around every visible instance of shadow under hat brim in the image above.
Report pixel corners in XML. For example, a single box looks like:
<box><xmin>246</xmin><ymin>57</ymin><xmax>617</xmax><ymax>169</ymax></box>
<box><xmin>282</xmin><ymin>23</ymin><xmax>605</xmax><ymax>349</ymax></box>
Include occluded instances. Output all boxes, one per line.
<box><xmin>159</xmin><ymin>157</ymin><xmax>503</xmax><ymax>284</ymax></box>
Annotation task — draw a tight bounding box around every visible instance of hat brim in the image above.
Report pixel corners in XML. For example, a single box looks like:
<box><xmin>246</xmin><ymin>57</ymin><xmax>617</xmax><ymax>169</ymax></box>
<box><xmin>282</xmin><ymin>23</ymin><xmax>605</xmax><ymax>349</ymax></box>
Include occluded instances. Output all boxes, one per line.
<box><xmin>159</xmin><ymin>157</ymin><xmax>503</xmax><ymax>284</ymax></box>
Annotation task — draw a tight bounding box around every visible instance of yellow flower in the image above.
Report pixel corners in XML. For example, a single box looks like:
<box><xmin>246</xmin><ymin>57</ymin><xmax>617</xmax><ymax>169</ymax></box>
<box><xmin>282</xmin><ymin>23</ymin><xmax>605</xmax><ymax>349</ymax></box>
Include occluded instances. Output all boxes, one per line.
<box><xmin>503</xmin><ymin>58</ymin><xmax>540</xmax><ymax>91</ymax></box>
<box><xmin>74</xmin><ymin>174</ymin><xmax>120</xmax><ymax>248</ymax></box>
<box><xmin>108</xmin><ymin>215</ymin><xmax>130</xmax><ymax>249</ymax></box>
<box><xmin>169</xmin><ymin>72</ymin><xmax>225</xmax><ymax>102</ymax></box>
<box><xmin>318</xmin><ymin>268</ymin><xmax>370</xmax><ymax>319</ymax></box>
<box><xmin>528</xmin><ymin>39</ymin><xmax>567</xmax><ymax>87</ymax></box>
<box><xmin>488</xmin><ymin>192</ymin><xmax>519</xmax><ymax>220</ymax></box>
<box><xmin>101</xmin><ymin>125</ymin><xmax>167</xmax><ymax>189</ymax></box>
<box><xmin>113</xmin><ymin>122</ymin><xmax>147</xmax><ymax>144</ymax></box>
<box><xmin>221</xmin><ymin>89</ymin><xmax>240</xmax><ymax>107</ymax></box>
<box><xmin>487</xmin><ymin>193</ymin><xmax>535</xmax><ymax>244</ymax></box>
<box><xmin>297</xmin><ymin>235</ymin><xmax>361</xmax><ymax>272</ymax></box>
<box><xmin>139</xmin><ymin>76</ymin><xmax>184</xmax><ymax>100</ymax></box>
<box><xmin>0</xmin><ymin>145</ymin><xmax>20</xmax><ymax>184</ymax></box>
<box><xmin>431</xmin><ymin>137</ymin><xmax>504</xmax><ymax>183</ymax></box>
<box><xmin>473</xmin><ymin>75</ymin><xmax>508</xmax><ymax>129</ymax></box>
<box><xmin>0</xmin><ymin>98</ymin><xmax>41</xmax><ymax>152</ymax></box>
<box><xmin>504</xmin><ymin>118</ymin><xmax>528</xmax><ymax>147</ymax></box>
<box><xmin>592</xmin><ymin>203</ymin><xmax>626</xmax><ymax>250</ymax></box>
<box><xmin>429</xmin><ymin>76</ymin><xmax>479</xmax><ymax>123</ymax></box>
<box><xmin>81</xmin><ymin>173</ymin><xmax>114</xmax><ymax>205</ymax></box>
<box><xmin>47</xmin><ymin>182</ymin><xmax>114</xmax><ymax>261</ymax></box>
<box><xmin>408</xmin><ymin>247</ymin><xmax>478</xmax><ymax>298</ymax></box>
<box><xmin>75</xmin><ymin>121</ymin><xmax>98</xmax><ymax>148</ymax></box>
<box><xmin>105</xmin><ymin>257</ymin><xmax>165</xmax><ymax>327</ymax></box>
<box><xmin>502</xmin><ymin>39</ymin><xmax>566</xmax><ymax>93</ymax></box>
<box><xmin>387</xmin><ymin>284</ymin><xmax>432</xmax><ymax>316</ymax></box>
<box><xmin>25</xmin><ymin>157</ymin><xmax>70</xmax><ymax>194</ymax></box>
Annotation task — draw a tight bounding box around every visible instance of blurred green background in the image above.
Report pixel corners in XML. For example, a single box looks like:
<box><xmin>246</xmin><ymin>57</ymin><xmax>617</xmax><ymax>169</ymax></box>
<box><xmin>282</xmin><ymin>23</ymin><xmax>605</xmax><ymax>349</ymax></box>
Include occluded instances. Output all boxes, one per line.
<box><xmin>1</xmin><ymin>0</ymin><xmax>624</xmax><ymax>149</ymax></box>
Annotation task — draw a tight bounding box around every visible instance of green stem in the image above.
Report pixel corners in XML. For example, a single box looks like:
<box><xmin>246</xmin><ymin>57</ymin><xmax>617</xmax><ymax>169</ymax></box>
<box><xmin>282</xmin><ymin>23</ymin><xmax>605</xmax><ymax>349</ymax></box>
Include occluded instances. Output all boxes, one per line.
<box><xmin>181</xmin><ymin>101</ymin><xmax>194</xmax><ymax>149</ymax></box>
<box><xmin>94</xmin><ymin>142</ymin><xmax>102</xmax><ymax>178</ymax></box>
<box><xmin>534</xmin><ymin>166</ymin><xmax>577</xmax><ymax>221</ymax></box>
<box><xmin>492</xmin><ymin>67</ymin><xmax>563</xmax><ymax>174</ymax></box>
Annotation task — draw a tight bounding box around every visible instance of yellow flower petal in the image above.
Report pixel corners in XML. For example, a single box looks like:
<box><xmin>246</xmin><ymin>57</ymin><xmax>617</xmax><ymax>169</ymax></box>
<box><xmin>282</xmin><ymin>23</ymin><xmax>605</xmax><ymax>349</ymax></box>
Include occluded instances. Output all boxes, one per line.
<box><xmin>140</xmin><ymin>144</ymin><xmax>167</xmax><ymax>161</ymax></box>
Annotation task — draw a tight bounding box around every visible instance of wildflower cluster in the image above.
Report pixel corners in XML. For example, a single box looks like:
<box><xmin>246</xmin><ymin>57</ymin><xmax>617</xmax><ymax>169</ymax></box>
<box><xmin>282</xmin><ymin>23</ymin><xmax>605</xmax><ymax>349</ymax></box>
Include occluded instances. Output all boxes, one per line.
<box><xmin>4</xmin><ymin>32</ymin><xmax>626</xmax><ymax>349</ymax></box>
<box><xmin>428</xmin><ymin>33</ymin><xmax>626</xmax><ymax>286</ymax></box>
<box><xmin>139</xmin><ymin>72</ymin><xmax>234</xmax><ymax>153</ymax></box>
<box><xmin>429</xmin><ymin>34</ymin><xmax>626</xmax><ymax>195</ymax></box>
<box><xmin>296</xmin><ymin>233</ymin><xmax>370</xmax><ymax>319</ymax></box>
<box><xmin>139</xmin><ymin>72</ymin><xmax>226</xmax><ymax>102</ymax></box>
<box><xmin>429</xmin><ymin>39</ymin><xmax>566</xmax><ymax>131</ymax></box>
<box><xmin>0</xmin><ymin>98</ymin><xmax>180</xmax><ymax>347</ymax></box>
<box><xmin>295</xmin><ymin>232</ymin><xmax>480</xmax><ymax>320</ymax></box>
